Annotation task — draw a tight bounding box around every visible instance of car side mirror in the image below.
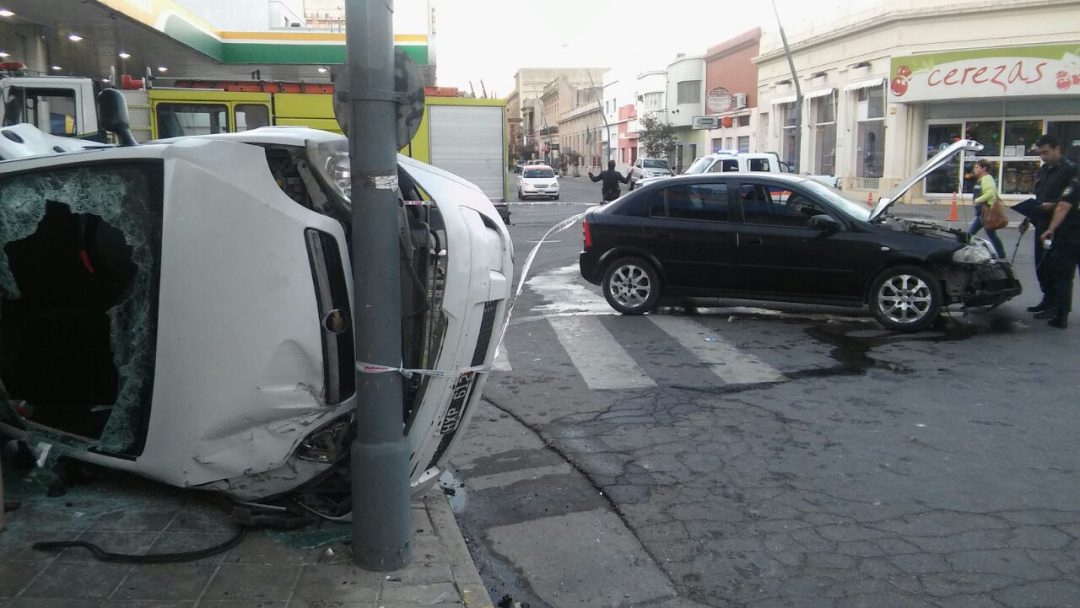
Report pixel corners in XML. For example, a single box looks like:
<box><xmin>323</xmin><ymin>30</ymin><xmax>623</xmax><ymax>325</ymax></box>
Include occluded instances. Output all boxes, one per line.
<box><xmin>98</xmin><ymin>88</ymin><xmax>137</xmax><ymax>146</ymax></box>
<box><xmin>809</xmin><ymin>214</ymin><xmax>841</xmax><ymax>233</ymax></box>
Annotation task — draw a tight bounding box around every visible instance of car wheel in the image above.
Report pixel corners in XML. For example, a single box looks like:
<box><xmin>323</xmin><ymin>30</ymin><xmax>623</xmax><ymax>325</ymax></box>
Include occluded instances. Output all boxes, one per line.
<box><xmin>868</xmin><ymin>265</ymin><xmax>942</xmax><ymax>332</ymax></box>
<box><xmin>602</xmin><ymin>257</ymin><xmax>661</xmax><ymax>315</ymax></box>
<box><xmin>554</xmin><ymin>194</ymin><xmax>560</xmax><ymax>201</ymax></box>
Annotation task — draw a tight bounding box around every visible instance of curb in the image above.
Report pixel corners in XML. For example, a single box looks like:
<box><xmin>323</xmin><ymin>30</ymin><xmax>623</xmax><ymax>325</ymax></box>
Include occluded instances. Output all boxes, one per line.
<box><xmin>426</xmin><ymin>490</ymin><xmax>493</xmax><ymax>608</ymax></box>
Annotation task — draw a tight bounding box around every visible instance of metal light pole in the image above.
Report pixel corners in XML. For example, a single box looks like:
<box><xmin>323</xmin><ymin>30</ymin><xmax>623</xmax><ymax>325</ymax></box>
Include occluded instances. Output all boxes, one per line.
<box><xmin>585</xmin><ymin>68</ymin><xmax>612</xmax><ymax>166</ymax></box>
<box><xmin>771</xmin><ymin>0</ymin><xmax>802</xmax><ymax>172</ymax></box>
<box><xmin>346</xmin><ymin>0</ymin><xmax>412</xmax><ymax>571</ymax></box>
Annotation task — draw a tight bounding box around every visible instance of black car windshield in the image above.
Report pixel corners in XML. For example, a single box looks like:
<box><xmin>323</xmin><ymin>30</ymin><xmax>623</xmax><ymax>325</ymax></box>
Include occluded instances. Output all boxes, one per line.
<box><xmin>800</xmin><ymin>180</ymin><xmax>873</xmax><ymax>222</ymax></box>
<box><xmin>643</xmin><ymin>159</ymin><xmax>670</xmax><ymax>169</ymax></box>
<box><xmin>524</xmin><ymin>168</ymin><xmax>555</xmax><ymax>178</ymax></box>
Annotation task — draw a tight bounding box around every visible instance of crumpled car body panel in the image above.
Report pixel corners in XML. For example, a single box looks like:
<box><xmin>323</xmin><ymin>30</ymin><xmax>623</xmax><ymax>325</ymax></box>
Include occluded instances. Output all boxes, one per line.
<box><xmin>0</xmin><ymin>128</ymin><xmax>513</xmax><ymax>500</ymax></box>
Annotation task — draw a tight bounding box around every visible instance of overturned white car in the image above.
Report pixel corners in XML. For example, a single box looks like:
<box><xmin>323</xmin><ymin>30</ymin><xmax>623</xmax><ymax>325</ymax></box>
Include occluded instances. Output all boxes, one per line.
<box><xmin>0</xmin><ymin>126</ymin><xmax>513</xmax><ymax>502</ymax></box>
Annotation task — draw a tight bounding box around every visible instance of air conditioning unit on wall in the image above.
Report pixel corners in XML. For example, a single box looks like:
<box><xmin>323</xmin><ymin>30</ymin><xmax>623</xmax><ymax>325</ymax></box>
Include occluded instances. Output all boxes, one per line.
<box><xmin>733</xmin><ymin>93</ymin><xmax>747</xmax><ymax>110</ymax></box>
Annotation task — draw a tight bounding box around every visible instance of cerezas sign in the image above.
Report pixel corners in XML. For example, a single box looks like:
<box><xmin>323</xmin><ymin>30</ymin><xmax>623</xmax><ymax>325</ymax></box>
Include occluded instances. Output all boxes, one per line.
<box><xmin>890</xmin><ymin>44</ymin><xmax>1080</xmax><ymax>102</ymax></box>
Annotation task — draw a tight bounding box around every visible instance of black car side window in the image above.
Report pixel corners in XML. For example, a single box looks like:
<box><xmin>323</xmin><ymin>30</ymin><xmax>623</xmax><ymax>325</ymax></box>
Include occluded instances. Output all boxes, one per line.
<box><xmin>660</xmin><ymin>184</ymin><xmax>730</xmax><ymax>222</ymax></box>
<box><xmin>741</xmin><ymin>184</ymin><xmax>831</xmax><ymax>228</ymax></box>
<box><xmin>648</xmin><ymin>190</ymin><xmax>667</xmax><ymax>218</ymax></box>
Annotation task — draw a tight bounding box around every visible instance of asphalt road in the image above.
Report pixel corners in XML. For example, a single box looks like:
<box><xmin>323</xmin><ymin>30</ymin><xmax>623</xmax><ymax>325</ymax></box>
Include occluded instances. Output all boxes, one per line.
<box><xmin>447</xmin><ymin>189</ymin><xmax>1080</xmax><ymax>608</ymax></box>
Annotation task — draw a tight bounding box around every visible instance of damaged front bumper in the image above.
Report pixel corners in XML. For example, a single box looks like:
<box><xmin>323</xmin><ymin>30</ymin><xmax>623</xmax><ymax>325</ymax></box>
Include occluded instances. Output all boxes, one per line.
<box><xmin>943</xmin><ymin>242</ymin><xmax>1022</xmax><ymax>308</ymax></box>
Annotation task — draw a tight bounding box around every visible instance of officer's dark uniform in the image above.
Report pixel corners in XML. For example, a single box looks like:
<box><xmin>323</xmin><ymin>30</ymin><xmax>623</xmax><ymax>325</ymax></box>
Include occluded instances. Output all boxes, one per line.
<box><xmin>1044</xmin><ymin>165</ymin><xmax>1080</xmax><ymax>327</ymax></box>
<box><xmin>1030</xmin><ymin>159</ymin><xmax>1079</xmax><ymax>307</ymax></box>
<box><xmin>590</xmin><ymin>168</ymin><xmax>631</xmax><ymax>202</ymax></box>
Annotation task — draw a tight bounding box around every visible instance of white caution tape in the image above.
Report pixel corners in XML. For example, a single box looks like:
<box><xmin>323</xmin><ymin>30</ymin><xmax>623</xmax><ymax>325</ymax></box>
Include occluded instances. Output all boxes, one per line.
<box><xmin>493</xmin><ymin>209</ymin><xmax>590</xmax><ymax>360</ymax></box>
<box><xmin>360</xmin><ymin>209</ymin><xmax>590</xmax><ymax>374</ymax></box>
<box><xmin>370</xmin><ymin>174</ymin><xmax>399</xmax><ymax>190</ymax></box>
<box><xmin>356</xmin><ymin>361</ymin><xmax>491</xmax><ymax>379</ymax></box>
<box><xmin>514</xmin><ymin>211</ymin><xmax>588</xmax><ymax>299</ymax></box>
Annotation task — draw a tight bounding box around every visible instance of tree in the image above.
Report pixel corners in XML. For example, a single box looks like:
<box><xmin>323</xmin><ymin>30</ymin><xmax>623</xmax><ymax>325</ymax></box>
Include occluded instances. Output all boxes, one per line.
<box><xmin>639</xmin><ymin>114</ymin><xmax>677</xmax><ymax>159</ymax></box>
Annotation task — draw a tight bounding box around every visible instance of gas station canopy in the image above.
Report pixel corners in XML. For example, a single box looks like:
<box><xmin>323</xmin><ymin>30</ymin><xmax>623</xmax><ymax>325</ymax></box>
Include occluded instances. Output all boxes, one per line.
<box><xmin>0</xmin><ymin>0</ymin><xmax>431</xmax><ymax>82</ymax></box>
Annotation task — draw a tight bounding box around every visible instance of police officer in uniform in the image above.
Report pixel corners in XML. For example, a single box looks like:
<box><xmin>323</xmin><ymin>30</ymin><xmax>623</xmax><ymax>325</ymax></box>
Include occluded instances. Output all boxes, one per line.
<box><xmin>1036</xmin><ymin>135</ymin><xmax>1080</xmax><ymax>328</ymax></box>
<box><xmin>1020</xmin><ymin>134</ymin><xmax>1079</xmax><ymax>316</ymax></box>
<box><xmin>588</xmin><ymin>160</ymin><xmax>632</xmax><ymax>203</ymax></box>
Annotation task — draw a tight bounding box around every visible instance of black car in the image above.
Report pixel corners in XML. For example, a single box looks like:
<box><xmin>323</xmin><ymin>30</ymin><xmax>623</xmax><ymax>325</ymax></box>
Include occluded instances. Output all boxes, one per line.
<box><xmin>579</xmin><ymin>140</ymin><xmax>1021</xmax><ymax>332</ymax></box>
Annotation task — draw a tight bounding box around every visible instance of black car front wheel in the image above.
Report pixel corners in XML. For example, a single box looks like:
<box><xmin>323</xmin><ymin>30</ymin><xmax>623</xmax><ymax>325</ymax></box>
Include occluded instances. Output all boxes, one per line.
<box><xmin>868</xmin><ymin>265</ymin><xmax>942</xmax><ymax>332</ymax></box>
<box><xmin>602</xmin><ymin>257</ymin><xmax>660</xmax><ymax>315</ymax></box>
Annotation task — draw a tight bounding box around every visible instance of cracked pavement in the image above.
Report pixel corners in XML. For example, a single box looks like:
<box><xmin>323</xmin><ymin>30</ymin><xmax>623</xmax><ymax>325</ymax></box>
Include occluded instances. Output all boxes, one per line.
<box><xmin>449</xmin><ymin>204</ymin><xmax>1080</xmax><ymax>608</ymax></box>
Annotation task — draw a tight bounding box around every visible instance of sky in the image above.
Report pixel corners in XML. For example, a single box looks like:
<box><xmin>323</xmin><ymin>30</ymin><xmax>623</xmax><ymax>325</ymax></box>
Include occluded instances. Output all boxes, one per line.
<box><xmin>432</xmin><ymin>0</ymin><xmax>887</xmax><ymax>97</ymax></box>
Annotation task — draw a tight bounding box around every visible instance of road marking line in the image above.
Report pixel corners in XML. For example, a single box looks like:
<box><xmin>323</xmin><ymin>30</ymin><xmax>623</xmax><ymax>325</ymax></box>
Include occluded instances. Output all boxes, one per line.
<box><xmin>548</xmin><ymin>316</ymin><xmax>656</xmax><ymax>390</ymax></box>
<box><xmin>526</xmin><ymin>264</ymin><xmax>613</xmax><ymax>316</ymax></box>
<box><xmin>493</xmin><ymin>346</ymin><xmax>512</xmax><ymax>372</ymax></box>
<box><xmin>648</xmin><ymin>316</ymin><xmax>785</xmax><ymax>385</ymax></box>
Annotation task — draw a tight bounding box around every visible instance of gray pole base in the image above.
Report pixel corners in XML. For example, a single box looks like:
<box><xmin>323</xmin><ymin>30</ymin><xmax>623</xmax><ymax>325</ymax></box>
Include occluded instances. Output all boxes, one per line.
<box><xmin>350</xmin><ymin>438</ymin><xmax>414</xmax><ymax>571</ymax></box>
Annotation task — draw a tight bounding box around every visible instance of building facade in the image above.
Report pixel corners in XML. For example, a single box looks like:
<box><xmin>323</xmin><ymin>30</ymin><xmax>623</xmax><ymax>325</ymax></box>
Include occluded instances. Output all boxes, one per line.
<box><xmin>631</xmin><ymin>70</ymin><xmax>668</xmax><ymax>163</ymax></box>
<box><xmin>702</xmin><ymin>29</ymin><xmax>760</xmax><ymax>155</ymax></box>
<box><xmin>508</xmin><ymin>67</ymin><xmax>606</xmax><ymax>164</ymax></box>
<box><xmin>666</xmin><ymin>54</ymin><xmax>707</xmax><ymax>173</ymax></box>
<box><xmin>559</xmin><ymin>96</ymin><xmax>604</xmax><ymax>170</ymax></box>
<box><xmin>601</xmin><ymin>69</ymin><xmax>640</xmax><ymax>170</ymax></box>
<box><xmin>755</xmin><ymin>0</ymin><xmax>1080</xmax><ymax>202</ymax></box>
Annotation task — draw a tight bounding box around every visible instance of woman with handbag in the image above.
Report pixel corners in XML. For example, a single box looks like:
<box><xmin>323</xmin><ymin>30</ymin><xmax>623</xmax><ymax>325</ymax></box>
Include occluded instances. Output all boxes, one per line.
<box><xmin>967</xmin><ymin>159</ymin><xmax>1007</xmax><ymax>258</ymax></box>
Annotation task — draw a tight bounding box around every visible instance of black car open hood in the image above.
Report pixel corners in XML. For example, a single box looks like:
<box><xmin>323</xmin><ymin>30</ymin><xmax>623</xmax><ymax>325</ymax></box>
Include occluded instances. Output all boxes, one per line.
<box><xmin>870</xmin><ymin>139</ymin><xmax>984</xmax><ymax>222</ymax></box>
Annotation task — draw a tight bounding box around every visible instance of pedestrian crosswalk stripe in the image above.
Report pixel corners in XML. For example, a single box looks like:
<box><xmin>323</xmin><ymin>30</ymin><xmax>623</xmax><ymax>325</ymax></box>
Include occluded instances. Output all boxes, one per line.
<box><xmin>547</xmin><ymin>316</ymin><xmax>656</xmax><ymax>390</ymax></box>
<box><xmin>647</xmin><ymin>316</ymin><xmax>785</xmax><ymax>385</ymax></box>
<box><xmin>493</xmin><ymin>346</ymin><xmax>512</xmax><ymax>372</ymax></box>
<box><xmin>526</xmin><ymin>264</ymin><xmax>613</xmax><ymax>316</ymax></box>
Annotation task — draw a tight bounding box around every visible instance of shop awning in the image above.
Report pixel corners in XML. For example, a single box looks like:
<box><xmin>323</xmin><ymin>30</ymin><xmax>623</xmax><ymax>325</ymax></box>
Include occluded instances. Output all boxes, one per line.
<box><xmin>805</xmin><ymin>88</ymin><xmax>835</xmax><ymax>100</ymax></box>
<box><xmin>770</xmin><ymin>95</ymin><xmax>797</xmax><ymax>105</ymax></box>
<box><xmin>844</xmin><ymin>77</ymin><xmax>885</xmax><ymax>92</ymax></box>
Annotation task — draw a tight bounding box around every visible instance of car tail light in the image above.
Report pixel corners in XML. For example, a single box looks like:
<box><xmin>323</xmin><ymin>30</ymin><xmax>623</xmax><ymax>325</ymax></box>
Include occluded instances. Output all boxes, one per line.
<box><xmin>582</xmin><ymin>217</ymin><xmax>593</xmax><ymax>249</ymax></box>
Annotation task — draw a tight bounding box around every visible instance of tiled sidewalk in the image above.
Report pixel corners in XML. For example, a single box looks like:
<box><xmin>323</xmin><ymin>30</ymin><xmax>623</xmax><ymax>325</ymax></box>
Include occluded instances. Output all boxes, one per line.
<box><xmin>0</xmin><ymin>461</ymin><xmax>491</xmax><ymax>608</ymax></box>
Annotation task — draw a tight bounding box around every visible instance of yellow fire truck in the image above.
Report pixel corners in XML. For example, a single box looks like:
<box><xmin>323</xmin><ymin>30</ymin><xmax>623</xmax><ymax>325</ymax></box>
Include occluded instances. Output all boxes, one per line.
<box><xmin>1</xmin><ymin>69</ymin><xmax>508</xmax><ymax>205</ymax></box>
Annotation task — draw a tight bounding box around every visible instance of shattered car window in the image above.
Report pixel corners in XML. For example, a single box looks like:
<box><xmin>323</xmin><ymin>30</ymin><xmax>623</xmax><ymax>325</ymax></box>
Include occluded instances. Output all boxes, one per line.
<box><xmin>0</xmin><ymin>162</ymin><xmax>163</xmax><ymax>455</ymax></box>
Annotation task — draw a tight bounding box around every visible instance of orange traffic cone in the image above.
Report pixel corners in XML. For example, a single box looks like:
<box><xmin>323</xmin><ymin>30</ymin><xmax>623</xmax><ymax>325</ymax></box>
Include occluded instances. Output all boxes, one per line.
<box><xmin>948</xmin><ymin>192</ymin><xmax>959</xmax><ymax>222</ymax></box>
<box><xmin>866</xmin><ymin>192</ymin><xmax>874</xmax><ymax>209</ymax></box>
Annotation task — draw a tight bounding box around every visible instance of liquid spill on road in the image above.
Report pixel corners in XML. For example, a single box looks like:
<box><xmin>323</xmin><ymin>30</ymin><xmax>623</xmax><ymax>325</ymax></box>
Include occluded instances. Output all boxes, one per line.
<box><xmin>802</xmin><ymin>310</ymin><xmax>1022</xmax><ymax>377</ymax></box>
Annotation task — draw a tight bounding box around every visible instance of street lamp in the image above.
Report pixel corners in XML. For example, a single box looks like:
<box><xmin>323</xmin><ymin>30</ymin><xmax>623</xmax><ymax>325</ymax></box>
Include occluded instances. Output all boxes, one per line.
<box><xmin>585</xmin><ymin>68</ymin><xmax>612</xmax><ymax>166</ymax></box>
<box><xmin>771</xmin><ymin>0</ymin><xmax>803</xmax><ymax>172</ymax></box>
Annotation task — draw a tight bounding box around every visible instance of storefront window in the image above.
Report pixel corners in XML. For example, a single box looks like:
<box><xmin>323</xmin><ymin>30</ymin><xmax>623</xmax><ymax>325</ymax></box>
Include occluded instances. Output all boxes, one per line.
<box><xmin>930</xmin><ymin>119</ymin><xmax>1055</xmax><ymax>197</ymax></box>
<box><xmin>926</xmin><ymin>124</ymin><xmax>963</xmax><ymax>194</ymax></box>
<box><xmin>964</xmin><ymin>121</ymin><xmax>1002</xmax><ymax>155</ymax></box>
<box><xmin>1004</xmin><ymin>120</ymin><xmax>1042</xmax><ymax>158</ymax></box>
<box><xmin>1000</xmin><ymin>162</ymin><xmax>1039</xmax><ymax>195</ymax></box>
<box><xmin>855</xmin><ymin>86</ymin><xmax>885</xmax><ymax>178</ymax></box>
<box><xmin>780</xmin><ymin>102</ymin><xmax>798</xmax><ymax>169</ymax></box>
<box><xmin>1047</xmin><ymin>121</ymin><xmax>1080</xmax><ymax>165</ymax></box>
<box><xmin>812</xmin><ymin>92</ymin><xmax>837</xmax><ymax>176</ymax></box>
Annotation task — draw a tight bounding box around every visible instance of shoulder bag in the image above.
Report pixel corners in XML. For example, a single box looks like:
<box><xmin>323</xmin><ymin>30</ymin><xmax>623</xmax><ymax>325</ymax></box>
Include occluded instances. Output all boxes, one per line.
<box><xmin>982</xmin><ymin>198</ymin><xmax>1009</xmax><ymax>231</ymax></box>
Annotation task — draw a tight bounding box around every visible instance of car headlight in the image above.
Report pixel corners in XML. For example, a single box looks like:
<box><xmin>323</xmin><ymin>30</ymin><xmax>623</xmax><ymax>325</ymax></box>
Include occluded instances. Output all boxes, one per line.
<box><xmin>952</xmin><ymin>242</ymin><xmax>994</xmax><ymax>264</ymax></box>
